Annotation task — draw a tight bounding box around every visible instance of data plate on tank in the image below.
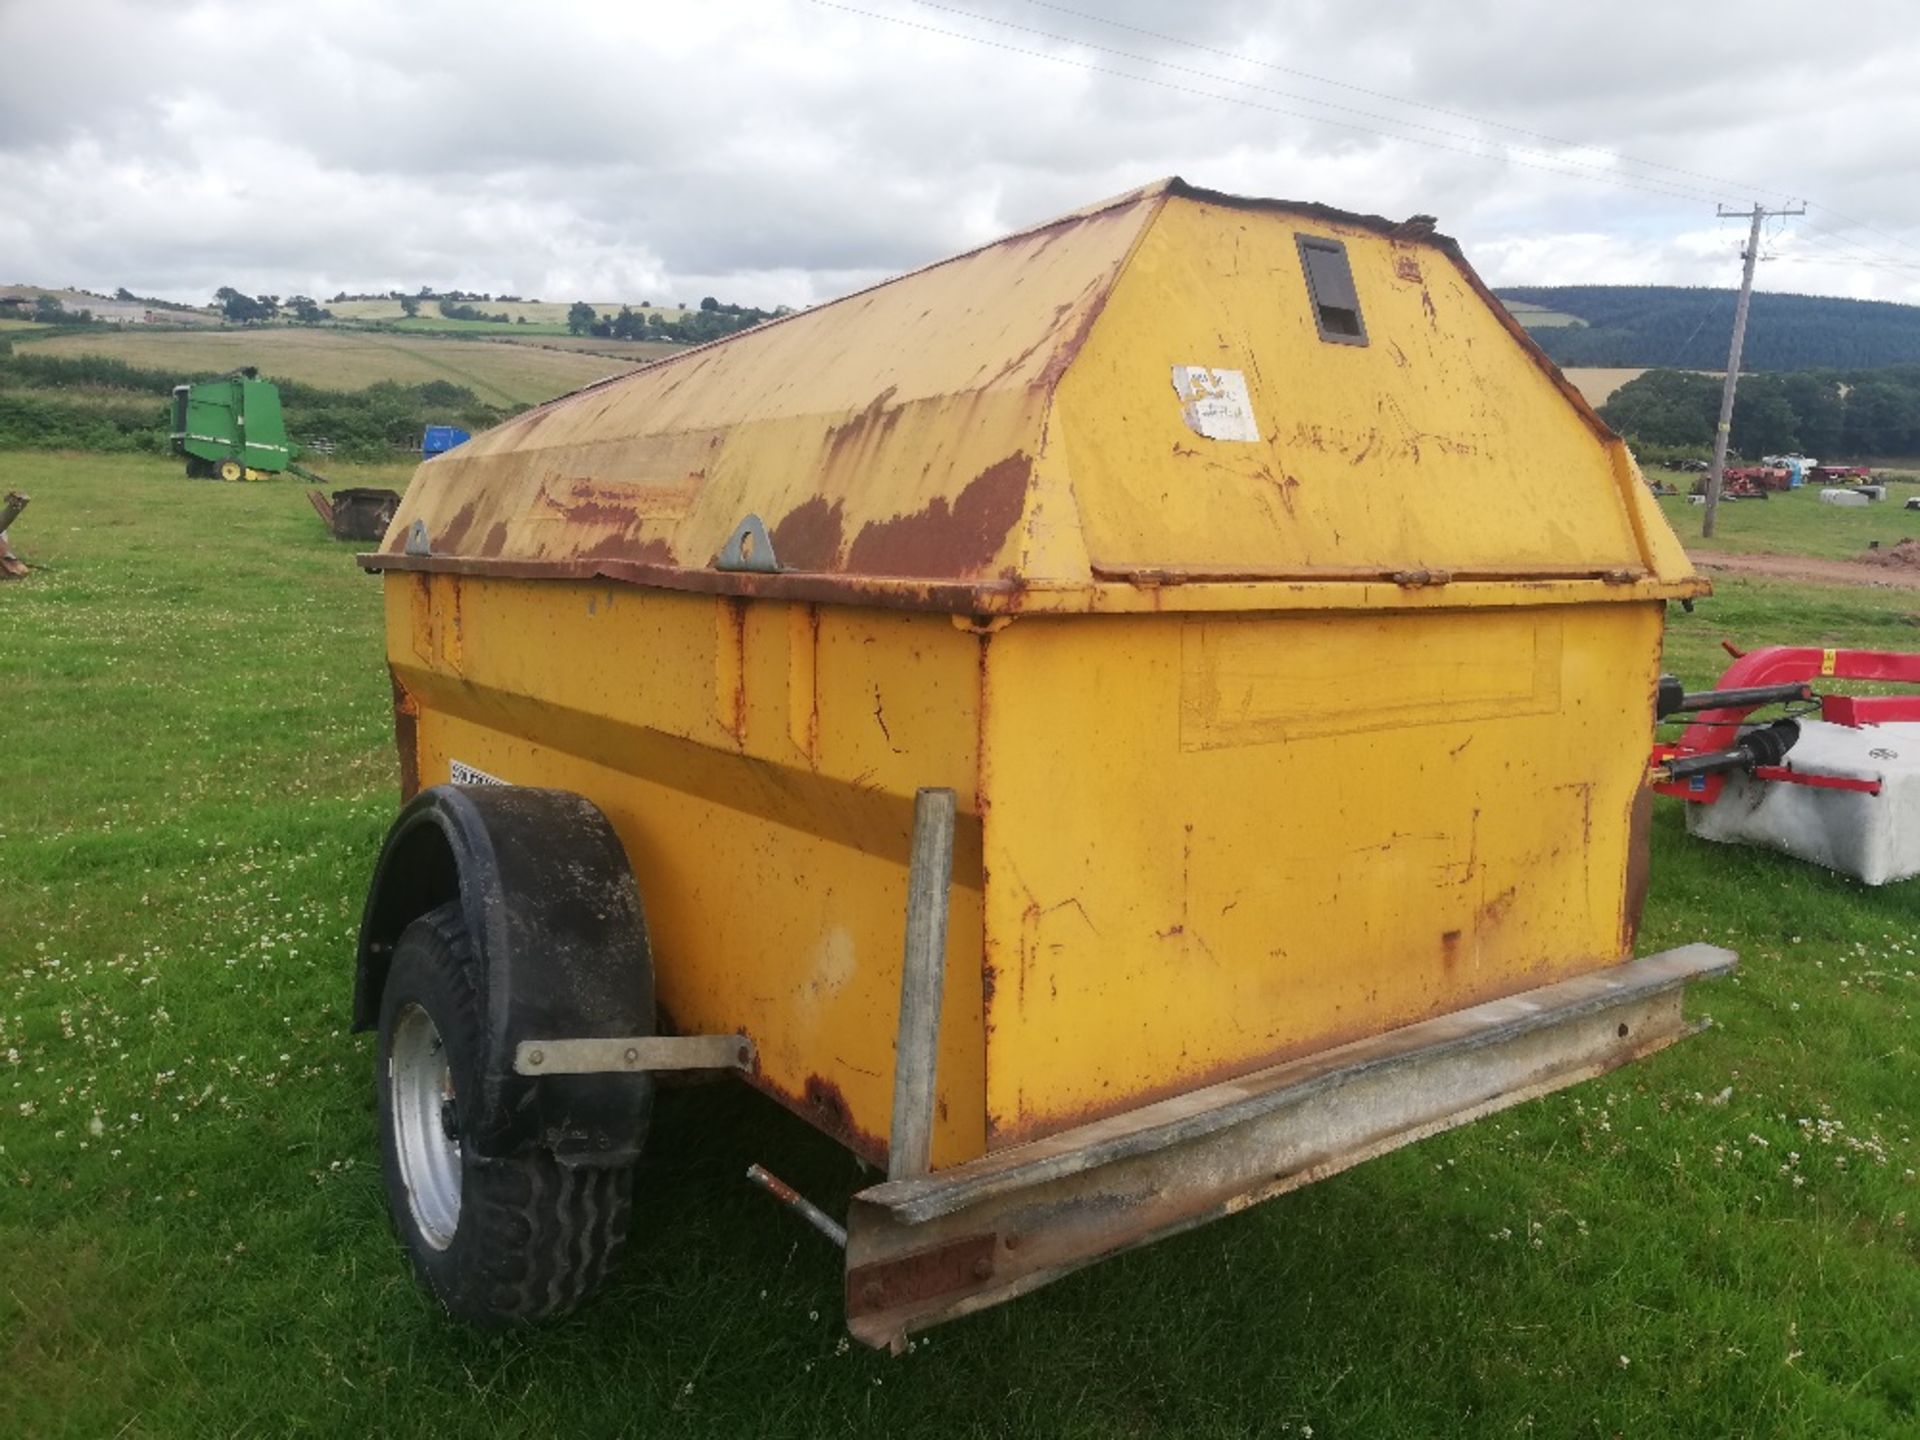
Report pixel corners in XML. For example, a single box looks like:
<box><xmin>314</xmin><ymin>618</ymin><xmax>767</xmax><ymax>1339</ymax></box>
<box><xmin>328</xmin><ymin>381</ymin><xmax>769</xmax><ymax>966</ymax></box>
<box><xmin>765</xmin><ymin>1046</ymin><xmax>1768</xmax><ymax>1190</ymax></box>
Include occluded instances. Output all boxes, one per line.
<box><xmin>1171</xmin><ymin>366</ymin><xmax>1260</xmax><ymax>442</ymax></box>
<box><xmin>1178</xmin><ymin>609</ymin><xmax>1564</xmax><ymax>750</ymax></box>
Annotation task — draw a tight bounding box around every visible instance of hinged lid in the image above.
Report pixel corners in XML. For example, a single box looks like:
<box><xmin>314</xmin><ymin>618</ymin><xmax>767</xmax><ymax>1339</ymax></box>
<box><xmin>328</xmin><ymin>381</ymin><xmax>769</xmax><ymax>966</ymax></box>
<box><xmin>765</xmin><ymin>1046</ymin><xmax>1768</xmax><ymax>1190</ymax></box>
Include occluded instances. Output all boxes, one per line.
<box><xmin>368</xmin><ymin>179</ymin><xmax>1698</xmax><ymax>612</ymax></box>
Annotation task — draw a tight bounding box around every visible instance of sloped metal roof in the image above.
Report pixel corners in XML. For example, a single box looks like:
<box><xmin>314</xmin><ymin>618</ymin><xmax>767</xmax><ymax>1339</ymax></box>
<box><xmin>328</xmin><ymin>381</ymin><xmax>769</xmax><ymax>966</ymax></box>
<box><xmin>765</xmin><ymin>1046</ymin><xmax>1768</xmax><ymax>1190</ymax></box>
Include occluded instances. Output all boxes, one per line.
<box><xmin>368</xmin><ymin>179</ymin><xmax>1698</xmax><ymax>611</ymax></box>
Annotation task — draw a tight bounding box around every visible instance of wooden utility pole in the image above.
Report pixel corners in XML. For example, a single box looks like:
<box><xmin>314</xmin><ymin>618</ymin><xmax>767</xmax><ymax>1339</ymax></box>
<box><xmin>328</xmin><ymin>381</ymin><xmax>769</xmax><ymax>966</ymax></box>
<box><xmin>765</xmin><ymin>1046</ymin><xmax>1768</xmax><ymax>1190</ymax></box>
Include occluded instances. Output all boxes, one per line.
<box><xmin>1702</xmin><ymin>202</ymin><xmax>1805</xmax><ymax>537</ymax></box>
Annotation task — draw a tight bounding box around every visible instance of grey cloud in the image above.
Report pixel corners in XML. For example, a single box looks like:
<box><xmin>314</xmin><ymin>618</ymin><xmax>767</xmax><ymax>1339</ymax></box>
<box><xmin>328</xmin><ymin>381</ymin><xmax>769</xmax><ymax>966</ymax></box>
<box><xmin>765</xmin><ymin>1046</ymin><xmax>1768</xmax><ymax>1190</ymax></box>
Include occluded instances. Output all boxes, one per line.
<box><xmin>2</xmin><ymin>0</ymin><xmax>1917</xmax><ymax>308</ymax></box>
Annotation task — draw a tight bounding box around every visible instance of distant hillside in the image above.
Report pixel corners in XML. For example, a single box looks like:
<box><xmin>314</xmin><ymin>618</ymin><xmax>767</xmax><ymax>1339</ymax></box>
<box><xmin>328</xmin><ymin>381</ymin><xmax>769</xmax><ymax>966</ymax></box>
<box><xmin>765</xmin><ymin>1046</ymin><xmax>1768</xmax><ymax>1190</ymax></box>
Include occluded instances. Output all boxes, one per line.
<box><xmin>17</xmin><ymin>328</ymin><xmax>652</xmax><ymax>409</ymax></box>
<box><xmin>1494</xmin><ymin>286</ymin><xmax>1920</xmax><ymax>371</ymax></box>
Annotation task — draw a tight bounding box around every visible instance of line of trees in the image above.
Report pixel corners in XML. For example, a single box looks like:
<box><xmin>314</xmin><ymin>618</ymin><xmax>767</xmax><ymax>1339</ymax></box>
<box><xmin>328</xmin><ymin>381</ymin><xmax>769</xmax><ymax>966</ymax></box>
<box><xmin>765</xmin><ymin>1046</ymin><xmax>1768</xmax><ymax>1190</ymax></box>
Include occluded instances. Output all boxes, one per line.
<box><xmin>436</xmin><ymin>299</ymin><xmax>513</xmax><ymax>324</ymax></box>
<box><xmin>1601</xmin><ymin>367</ymin><xmax>1920</xmax><ymax>459</ymax></box>
<box><xmin>1503</xmin><ymin>286</ymin><xmax>1920</xmax><ymax>371</ymax></box>
<box><xmin>565</xmin><ymin>295</ymin><xmax>790</xmax><ymax>342</ymax></box>
<box><xmin>114</xmin><ymin>286</ymin><xmax>200</xmax><ymax>313</ymax></box>
<box><xmin>330</xmin><ymin>287</ymin><xmax>534</xmax><ymax>304</ymax></box>
<box><xmin>217</xmin><ymin>285</ymin><xmax>531</xmax><ymax>325</ymax></box>
<box><xmin>203</xmin><ymin>283</ymin><xmax>788</xmax><ymax>338</ymax></box>
<box><xmin>213</xmin><ymin>288</ymin><xmax>332</xmax><ymax>324</ymax></box>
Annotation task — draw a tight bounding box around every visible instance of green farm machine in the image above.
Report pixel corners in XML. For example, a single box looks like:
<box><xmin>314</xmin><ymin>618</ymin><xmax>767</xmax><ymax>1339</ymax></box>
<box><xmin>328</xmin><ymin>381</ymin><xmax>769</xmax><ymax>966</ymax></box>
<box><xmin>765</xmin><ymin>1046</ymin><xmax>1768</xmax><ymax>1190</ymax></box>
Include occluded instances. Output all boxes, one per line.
<box><xmin>169</xmin><ymin>368</ymin><xmax>294</xmax><ymax>481</ymax></box>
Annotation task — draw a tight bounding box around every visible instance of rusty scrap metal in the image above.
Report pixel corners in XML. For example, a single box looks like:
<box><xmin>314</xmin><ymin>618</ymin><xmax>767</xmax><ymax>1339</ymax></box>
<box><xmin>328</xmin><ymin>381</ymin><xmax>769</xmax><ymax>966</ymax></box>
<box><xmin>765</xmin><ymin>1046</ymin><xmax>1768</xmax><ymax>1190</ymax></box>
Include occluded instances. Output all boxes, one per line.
<box><xmin>310</xmin><ymin>487</ymin><xmax>402</xmax><ymax>542</ymax></box>
<box><xmin>745</xmin><ymin>1163</ymin><xmax>848</xmax><ymax>1249</ymax></box>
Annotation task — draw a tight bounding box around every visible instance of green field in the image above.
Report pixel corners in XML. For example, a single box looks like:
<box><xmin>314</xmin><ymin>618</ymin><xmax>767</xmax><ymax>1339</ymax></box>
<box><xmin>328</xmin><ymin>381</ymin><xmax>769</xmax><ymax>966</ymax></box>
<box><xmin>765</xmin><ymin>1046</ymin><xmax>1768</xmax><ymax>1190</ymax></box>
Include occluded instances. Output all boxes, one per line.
<box><xmin>1565</xmin><ymin>366</ymin><xmax>1650</xmax><ymax>406</ymax></box>
<box><xmin>1503</xmin><ymin>300</ymin><xmax>1588</xmax><ymax>330</ymax></box>
<box><xmin>382</xmin><ymin>315</ymin><xmax>574</xmax><ymax>337</ymax></box>
<box><xmin>1660</xmin><ymin>481</ymin><xmax>1920</xmax><ymax>560</ymax></box>
<box><xmin>326</xmin><ymin>299</ymin><xmax>692</xmax><ymax>327</ymax></box>
<box><xmin>1563</xmin><ymin>368</ymin><xmax>1731</xmax><ymax>408</ymax></box>
<box><xmin>15</xmin><ymin>328</ymin><xmax>661</xmax><ymax>408</ymax></box>
<box><xmin>2</xmin><ymin>453</ymin><xmax>1916</xmax><ymax>1438</ymax></box>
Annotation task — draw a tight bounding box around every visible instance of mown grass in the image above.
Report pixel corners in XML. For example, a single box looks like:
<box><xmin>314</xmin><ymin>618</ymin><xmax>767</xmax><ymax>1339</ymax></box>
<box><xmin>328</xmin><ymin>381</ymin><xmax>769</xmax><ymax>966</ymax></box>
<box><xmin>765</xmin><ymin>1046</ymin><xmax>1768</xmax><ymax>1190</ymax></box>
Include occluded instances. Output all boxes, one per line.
<box><xmin>1661</xmin><ymin>482</ymin><xmax>1920</xmax><ymax>560</ymax></box>
<box><xmin>1</xmin><ymin>452</ymin><xmax>1915</xmax><ymax>1438</ymax></box>
<box><xmin>17</xmin><ymin>329</ymin><xmax>641</xmax><ymax>408</ymax></box>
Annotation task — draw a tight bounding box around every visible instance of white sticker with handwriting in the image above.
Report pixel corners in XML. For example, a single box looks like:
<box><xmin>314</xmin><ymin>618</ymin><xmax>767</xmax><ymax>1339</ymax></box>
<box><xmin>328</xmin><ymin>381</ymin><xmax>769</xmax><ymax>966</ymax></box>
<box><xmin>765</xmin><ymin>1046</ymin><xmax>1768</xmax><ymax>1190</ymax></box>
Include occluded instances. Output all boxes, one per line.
<box><xmin>1171</xmin><ymin>366</ymin><xmax>1260</xmax><ymax>442</ymax></box>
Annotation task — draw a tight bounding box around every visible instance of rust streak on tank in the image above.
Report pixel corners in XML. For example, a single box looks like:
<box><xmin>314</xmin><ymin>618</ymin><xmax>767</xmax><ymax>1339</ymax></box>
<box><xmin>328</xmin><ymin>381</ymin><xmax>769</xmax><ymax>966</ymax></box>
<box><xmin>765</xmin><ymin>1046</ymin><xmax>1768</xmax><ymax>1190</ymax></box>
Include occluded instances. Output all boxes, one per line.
<box><xmin>1035</xmin><ymin>283</ymin><xmax>1116</xmax><ymax>389</ymax></box>
<box><xmin>771</xmin><ymin>497</ymin><xmax>846</xmax><ymax>572</ymax></box>
<box><xmin>720</xmin><ymin>596</ymin><xmax>749</xmax><ymax>742</ymax></box>
<box><xmin>533</xmin><ymin>475</ymin><xmax>703</xmax><ymax>524</ymax></box>
<box><xmin>822</xmin><ymin>386</ymin><xmax>902</xmax><ymax>469</ymax></box>
<box><xmin>846</xmin><ymin>453</ymin><xmax>1032</xmax><ymax>579</ymax></box>
<box><xmin>434</xmin><ymin>497</ymin><xmax>483</xmax><ymax>554</ymax></box>
<box><xmin>1621</xmin><ymin>785</ymin><xmax>1654</xmax><ymax>954</ymax></box>
<box><xmin>578</xmin><ymin>532</ymin><xmax>675</xmax><ymax>564</ymax></box>
<box><xmin>389</xmin><ymin>671</ymin><xmax>420</xmax><ymax>802</ymax></box>
<box><xmin>757</xmin><ymin>1073</ymin><xmax>889</xmax><ymax>1168</ymax></box>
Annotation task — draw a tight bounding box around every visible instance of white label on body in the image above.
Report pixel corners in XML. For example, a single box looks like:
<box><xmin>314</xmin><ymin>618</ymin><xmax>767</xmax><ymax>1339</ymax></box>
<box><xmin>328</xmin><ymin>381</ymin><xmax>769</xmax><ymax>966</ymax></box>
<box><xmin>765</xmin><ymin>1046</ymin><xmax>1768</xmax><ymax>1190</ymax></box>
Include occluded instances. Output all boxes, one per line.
<box><xmin>448</xmin><ymin>760</ymin><xmax>508</xmax><ymax>787</ymax></box>
<box><xmin>1171</xmin><ymin>365</ymin><xmax>1261</xmax><ymax>442</ymax></box>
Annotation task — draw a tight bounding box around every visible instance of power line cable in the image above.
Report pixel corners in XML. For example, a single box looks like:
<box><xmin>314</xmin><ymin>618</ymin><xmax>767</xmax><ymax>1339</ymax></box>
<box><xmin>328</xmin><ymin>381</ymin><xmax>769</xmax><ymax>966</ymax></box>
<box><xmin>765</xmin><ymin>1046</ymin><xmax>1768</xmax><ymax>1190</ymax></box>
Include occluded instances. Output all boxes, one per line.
<box><xmin>827</xmin><ymin>0</ymin><xmax>1920</xmax><ymax>283</ymax></box>
<box><xmin>1790</xmin><ymin>225</ymin><xmax>1920</xmax><ymax>271</ymax></box>
<box><xmin>1010</xmin><ymin>0</ymin><xmax>1799</xmax><ymax>205</ymax></box>
<box><xmin>1808</xmin><ymin>203</ymin><xmax>1920</xmax><ymax>261</ymax></box>
<box><xmin>1009</xmin><ymin>0</ymin><xmax>1920</xmax><ymax>269</ymax></box>
<box><xmin>1777</xmin><ymin>230</ymin><xmax>1920</xmax><ymax>273</ymax></box>
<box><xmin>1663</xmin><ymin>291</ymin><xmax>1732</xmax><ymax>368</ymax></box>
<box><xmin>898</xmin><ymin>0</ymin><xmax>1733</xmax><ymax>204</ymax></box>
<box><xmin>1773</xmin><ymin>249</ymin><xmax>1920</xmax><ymax>274</ymax></box>
<box><xmin>812</xmin><ymin>1</ymin><xmax>1739</xmax><ymax>207</ymax></box>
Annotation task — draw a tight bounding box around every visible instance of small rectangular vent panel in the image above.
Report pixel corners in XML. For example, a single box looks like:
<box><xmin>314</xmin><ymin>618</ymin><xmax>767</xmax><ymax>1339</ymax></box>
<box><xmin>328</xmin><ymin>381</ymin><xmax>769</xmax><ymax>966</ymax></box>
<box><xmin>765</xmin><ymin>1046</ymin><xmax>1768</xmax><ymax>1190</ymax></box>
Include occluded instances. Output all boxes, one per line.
<box><xmin>1297</xmin><ymin>235</ymin><xmax>1368</xmax><ymax>346</ymax></box>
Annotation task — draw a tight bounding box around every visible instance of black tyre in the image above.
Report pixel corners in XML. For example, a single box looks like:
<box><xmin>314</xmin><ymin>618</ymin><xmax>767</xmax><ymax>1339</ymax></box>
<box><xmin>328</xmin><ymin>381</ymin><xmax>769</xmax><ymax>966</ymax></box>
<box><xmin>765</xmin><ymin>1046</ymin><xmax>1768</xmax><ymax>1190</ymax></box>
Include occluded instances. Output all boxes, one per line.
<box><xmin>375</xmin><ymin>901</ymin><xmax>634</xmax><ymax>1325</ymax></box>
<box><xmin>216</xmin><ymin>457</ymin><xmax>244</xmax><ymax>482</ymax></box>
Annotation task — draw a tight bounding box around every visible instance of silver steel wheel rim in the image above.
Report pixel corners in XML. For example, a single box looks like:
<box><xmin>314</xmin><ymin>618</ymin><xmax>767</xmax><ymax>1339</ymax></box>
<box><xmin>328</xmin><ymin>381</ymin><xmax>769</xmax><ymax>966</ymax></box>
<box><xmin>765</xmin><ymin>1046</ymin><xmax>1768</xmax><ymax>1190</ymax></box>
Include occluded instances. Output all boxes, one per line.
<box><xmin>389</xmin><ymin>1002</ymin><xmax>461</xmax><ymax>1250</ymax></box>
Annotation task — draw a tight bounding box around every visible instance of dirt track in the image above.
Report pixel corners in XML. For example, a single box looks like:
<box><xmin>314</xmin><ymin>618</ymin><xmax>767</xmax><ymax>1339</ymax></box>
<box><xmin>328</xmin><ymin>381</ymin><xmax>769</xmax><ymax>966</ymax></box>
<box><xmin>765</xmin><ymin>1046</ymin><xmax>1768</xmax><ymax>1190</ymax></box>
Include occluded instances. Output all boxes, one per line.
<box><xmin>1687</xmin><ymin>550</ymin><xmax>1920</xmax><ymax>590</ymax></box>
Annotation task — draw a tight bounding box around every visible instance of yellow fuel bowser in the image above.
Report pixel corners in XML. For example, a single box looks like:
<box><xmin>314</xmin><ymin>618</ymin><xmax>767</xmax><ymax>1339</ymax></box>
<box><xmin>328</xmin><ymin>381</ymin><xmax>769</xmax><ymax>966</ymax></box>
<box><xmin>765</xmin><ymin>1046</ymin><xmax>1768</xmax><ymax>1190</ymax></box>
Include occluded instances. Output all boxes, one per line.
<box><xmin>352</xmin><ymin>179</ymin><xmax>1730</xmax><ymax>1348</ymax></box>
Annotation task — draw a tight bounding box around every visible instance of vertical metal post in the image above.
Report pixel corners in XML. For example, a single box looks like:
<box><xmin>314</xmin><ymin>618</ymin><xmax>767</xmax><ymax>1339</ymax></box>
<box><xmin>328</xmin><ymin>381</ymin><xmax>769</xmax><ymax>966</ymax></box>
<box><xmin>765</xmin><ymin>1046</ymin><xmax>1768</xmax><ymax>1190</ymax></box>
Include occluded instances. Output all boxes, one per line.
<box><xmin>1703</xmin><ymin>201</ymin><xmax>1801</xmax><ymax>538</ymax></box>
<box><xmin>888</xmin><ymin>787</ymin><xmax>956</xmax><ymax>1181</ymax></box>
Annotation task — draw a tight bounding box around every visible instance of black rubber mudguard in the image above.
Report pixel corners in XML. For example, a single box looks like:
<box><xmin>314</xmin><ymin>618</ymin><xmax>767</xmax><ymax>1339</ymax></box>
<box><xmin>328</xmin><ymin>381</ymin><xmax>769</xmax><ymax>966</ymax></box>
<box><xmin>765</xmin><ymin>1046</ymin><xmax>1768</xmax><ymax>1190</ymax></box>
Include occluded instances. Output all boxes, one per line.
<box><xmin>355</xmin><ymin>784</ymin><xmax>656</xmax><ymax>1165</ymax></box>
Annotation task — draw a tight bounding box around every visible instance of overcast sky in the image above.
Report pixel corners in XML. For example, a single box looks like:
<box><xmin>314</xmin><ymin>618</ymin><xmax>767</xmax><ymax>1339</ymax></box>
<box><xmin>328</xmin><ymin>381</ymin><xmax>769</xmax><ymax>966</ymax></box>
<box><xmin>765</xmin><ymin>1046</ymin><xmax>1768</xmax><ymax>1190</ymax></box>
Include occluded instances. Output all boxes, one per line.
<box><xmin>4</xmin><ymin>0</ymin><xmax>1918</xmax><ymax>310</ymax></box>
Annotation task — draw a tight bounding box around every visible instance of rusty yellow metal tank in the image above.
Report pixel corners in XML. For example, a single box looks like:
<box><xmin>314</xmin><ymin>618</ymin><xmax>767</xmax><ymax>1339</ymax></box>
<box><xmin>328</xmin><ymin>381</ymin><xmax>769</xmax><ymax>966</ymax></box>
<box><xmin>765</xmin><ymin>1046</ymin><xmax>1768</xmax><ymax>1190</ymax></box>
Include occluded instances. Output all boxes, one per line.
<box><xmin>364</xmin><ymin>179</ymin><xmax>1727</xmax><ymax>1342</ymax></box>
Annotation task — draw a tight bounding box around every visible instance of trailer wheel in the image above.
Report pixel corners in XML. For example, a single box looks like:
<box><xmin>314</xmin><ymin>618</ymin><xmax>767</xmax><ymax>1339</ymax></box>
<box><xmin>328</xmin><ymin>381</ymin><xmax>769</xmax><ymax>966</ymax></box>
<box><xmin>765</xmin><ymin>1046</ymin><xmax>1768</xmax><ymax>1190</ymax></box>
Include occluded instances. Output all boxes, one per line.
<box><xmin>216</xmin><ymin>458</ymin><xmax>244</xmax><ymax>482</ymax></box>
<box><xmin>376</xmin><ymin>901</ymin><xmax>634</xmax><ymax>1326</ymax></box>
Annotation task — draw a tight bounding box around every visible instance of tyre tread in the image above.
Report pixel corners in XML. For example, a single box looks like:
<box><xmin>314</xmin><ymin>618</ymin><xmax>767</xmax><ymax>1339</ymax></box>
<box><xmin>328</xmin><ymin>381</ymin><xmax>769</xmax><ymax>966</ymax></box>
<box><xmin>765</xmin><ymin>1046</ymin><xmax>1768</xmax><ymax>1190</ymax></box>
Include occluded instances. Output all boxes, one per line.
<box><xmin>377</xmin><ymin>901</ymin><xmax>635</xmax><ymax>1327</ymax></box>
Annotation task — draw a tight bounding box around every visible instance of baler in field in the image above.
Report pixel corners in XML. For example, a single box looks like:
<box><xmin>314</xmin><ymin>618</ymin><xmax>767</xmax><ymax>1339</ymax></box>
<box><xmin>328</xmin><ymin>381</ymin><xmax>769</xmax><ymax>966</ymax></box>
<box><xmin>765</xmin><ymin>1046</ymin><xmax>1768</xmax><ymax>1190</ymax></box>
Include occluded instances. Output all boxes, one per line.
<box><xmin>169</xmin><ymin>368</ymin><xmax>292</xmax><ymax>481</ymax></box>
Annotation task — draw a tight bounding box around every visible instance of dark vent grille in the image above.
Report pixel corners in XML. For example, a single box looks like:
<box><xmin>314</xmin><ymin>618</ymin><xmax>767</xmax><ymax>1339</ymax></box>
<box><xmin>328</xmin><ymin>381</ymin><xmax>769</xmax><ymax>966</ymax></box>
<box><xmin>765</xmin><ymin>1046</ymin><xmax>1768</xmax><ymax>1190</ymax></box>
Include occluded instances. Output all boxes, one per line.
<box><xmin>1297</xmin><ymin>235</ymin><xmax>1368</xmax><ymax>346</ymax></box>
